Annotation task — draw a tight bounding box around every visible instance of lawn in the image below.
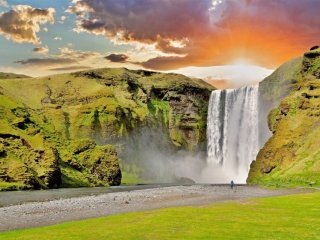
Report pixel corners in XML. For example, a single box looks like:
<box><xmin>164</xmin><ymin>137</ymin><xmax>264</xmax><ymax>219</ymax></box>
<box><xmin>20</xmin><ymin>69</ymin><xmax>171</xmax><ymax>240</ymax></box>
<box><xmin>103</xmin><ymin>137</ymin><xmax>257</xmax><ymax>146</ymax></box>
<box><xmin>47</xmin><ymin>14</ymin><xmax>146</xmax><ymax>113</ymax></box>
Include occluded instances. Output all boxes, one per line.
<box><xmin>0</xmin><ymin>191</ymin><xmax>319</xmax><ymax>240</ymax></box>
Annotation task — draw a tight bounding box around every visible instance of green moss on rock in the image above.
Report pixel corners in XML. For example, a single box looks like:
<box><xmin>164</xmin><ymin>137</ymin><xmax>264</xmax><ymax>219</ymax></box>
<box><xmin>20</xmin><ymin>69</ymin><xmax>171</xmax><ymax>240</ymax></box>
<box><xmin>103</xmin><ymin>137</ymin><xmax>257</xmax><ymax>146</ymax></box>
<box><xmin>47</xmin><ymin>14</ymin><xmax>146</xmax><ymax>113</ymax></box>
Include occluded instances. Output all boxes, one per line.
<box><xmin>248</xmin><ymin>47</ymin><xmax>320</xmax><ymax>186</ymax></box>
<box><xmin>0</xmin><ymin>68</ymin><xmax>214</xmax><ymax>189</ymax></box>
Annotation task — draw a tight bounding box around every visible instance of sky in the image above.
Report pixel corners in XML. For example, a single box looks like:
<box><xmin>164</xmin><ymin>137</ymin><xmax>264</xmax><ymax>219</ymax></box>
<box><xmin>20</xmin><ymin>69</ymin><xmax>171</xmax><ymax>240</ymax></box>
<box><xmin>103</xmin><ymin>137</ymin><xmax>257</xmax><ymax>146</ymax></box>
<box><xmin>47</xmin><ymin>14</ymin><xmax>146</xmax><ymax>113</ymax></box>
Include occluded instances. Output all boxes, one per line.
<box><xmin>0</xmin><ymin>0</ymin><xmax>319</xmax><ymax>88</ymax></box>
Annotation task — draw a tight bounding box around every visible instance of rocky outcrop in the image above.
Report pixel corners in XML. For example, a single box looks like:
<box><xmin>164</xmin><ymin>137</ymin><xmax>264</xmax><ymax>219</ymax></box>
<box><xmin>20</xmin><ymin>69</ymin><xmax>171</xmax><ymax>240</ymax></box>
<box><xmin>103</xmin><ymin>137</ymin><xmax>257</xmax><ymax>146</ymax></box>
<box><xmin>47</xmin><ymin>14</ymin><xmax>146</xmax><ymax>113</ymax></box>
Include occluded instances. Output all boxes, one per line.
<box><xmin>0</xmin><ymin>134</ymin><xmax>61</xmax><ymax>190</ymax></box>
<box><xmin>68</xmin><ymin>139</ymin><xmax>121</xmax><ymax>186</ymax></box>
<box><xmin>248</xmin><ymin>47</ymin><xmax>320</xmax><ymax>186</ymax></box>
<box><xmin>0</xmin><ymin>95</ymin><xmax>60</xmax><ymax>190</ymax></box>
<box><xmin>0</xmin><ymin>68</ymin><xmax>214</xmax><ymax>190</ymax></box>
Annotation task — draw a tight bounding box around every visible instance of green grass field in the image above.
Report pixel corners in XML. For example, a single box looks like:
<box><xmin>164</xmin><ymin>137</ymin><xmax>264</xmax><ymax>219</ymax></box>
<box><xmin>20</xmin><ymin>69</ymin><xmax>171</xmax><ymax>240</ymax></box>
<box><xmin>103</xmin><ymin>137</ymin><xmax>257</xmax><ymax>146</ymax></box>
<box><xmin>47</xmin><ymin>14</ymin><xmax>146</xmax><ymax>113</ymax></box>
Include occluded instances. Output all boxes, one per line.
<box><xmin>1</xmin><ymin>191</ymin><xmax>319</xmax><ymax>240</ymax></box>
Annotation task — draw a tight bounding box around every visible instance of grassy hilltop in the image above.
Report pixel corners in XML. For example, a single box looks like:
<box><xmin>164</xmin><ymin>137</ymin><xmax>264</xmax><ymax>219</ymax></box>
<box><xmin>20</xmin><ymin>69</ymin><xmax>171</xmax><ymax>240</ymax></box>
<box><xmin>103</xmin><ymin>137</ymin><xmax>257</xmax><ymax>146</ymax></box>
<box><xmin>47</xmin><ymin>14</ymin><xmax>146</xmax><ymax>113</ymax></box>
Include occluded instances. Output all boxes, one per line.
<box><xmin>248</xmin><ymin>47</ymin><xmax>320</xmax><ymax>186</ymax></box>
<box><xmin>0</xmin><ymin>68</ymin><xmax>214</xmax><ymax>190</ymax></box>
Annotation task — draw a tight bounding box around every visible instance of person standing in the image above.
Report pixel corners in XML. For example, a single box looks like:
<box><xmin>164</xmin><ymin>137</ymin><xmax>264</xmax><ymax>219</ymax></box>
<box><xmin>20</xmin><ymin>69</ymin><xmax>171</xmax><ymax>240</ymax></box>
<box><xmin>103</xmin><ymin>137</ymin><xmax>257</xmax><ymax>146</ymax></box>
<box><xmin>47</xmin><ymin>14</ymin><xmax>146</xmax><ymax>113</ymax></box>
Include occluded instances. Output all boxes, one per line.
<box><xmin>230</xmin><ymin>180</ymin><xmax>234</xmax><ymax>189</ymax></box>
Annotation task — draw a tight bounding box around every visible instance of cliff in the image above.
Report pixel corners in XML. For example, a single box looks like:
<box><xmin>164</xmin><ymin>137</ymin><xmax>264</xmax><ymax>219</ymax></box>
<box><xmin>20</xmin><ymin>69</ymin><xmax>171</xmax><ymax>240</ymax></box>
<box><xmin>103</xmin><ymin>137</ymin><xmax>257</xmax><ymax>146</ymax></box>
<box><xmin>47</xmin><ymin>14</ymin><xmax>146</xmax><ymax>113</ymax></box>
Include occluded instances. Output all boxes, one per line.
<box><xmin>0</xmin><ymin>68</ymin><xmax>214</xmax><ymax>190</ymax></box>
<box><xmin>248</xmin><ymin>47</ymin><xmax>320</xmax><ymax>186</ymax></box>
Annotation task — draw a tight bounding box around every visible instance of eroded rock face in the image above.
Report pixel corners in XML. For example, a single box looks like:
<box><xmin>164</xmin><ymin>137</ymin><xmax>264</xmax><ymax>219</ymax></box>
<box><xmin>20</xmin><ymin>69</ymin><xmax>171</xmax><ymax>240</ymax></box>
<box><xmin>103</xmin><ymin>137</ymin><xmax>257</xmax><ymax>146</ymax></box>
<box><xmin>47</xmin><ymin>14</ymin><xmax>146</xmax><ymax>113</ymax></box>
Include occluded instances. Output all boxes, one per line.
<box><xmin>169</xmin><ymin>89</ymin><xmax>209</xmax><ymax>150</ymax></box>
<box><xmin>69</xmin><ymin>139</ymin><xmax>121</xmax><ymax>186</ymax></box>
<box><xmin>66</xmin><ymin>69</ymin><xmax>214</xmax><ymax>151</ymax></box>
<box><xmin>248</xmin><ymin>47</ymin><xmax>320</xmax><ymax>186</ymax></box>
<box><xmin>0</xmin><ymin>136</ymin><xmax>61</xmax><ymax>190</ymax></box>
<box><xmin>90</xmin><ymin>147</ymin><xmax>122</xmax><ymax>186</ymax></box>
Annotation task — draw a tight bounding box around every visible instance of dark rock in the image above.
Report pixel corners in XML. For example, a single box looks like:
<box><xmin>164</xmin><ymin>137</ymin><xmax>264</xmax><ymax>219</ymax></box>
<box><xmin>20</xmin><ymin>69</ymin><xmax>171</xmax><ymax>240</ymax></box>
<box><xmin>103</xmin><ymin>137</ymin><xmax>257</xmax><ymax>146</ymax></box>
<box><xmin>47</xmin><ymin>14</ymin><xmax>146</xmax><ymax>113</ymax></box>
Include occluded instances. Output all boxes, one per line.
<box><xmin>0</xmin><ymin>133</ymin><xmax>20</xmax><ymax>139</ymax></box>
<box><xmin>71</xmin><ymin>139</ymin><xmax>96</xmax><ymax>154</ymax></box>
<box><xmin>127</xmin><ymin>78</ymin><xmax>141</xmax><ymax>93</ymax></box>
<box><xmin>42</xmin><ymin>148</ymin><xmax>62</xmax><ymax>188</ymax></box>
<box><xmin>83</xmin><ymin>71</ymin><xmax>103</xmax><ymax>79</ymax></box>
<box><xmin>175</xmin><ymin>177</ymin><xmax>196</xmax><ymax>184</ymax></box>
<box><xmin>279</xmin><ymin>103</ymin><xmax>290</xmax><ymax>115</ymax></box>
<box><xmin>261</xmin><ymin>165</ymin><xmax>276</xmax><ymax>174</ymax></box>
<box><xmin>313</xmin><ymin>71</ymin><xmax>320</xmax><ymax>79</ymax></box>
<box><xmin>310</xmin><ymin>45</ymin><xmax>319</xmax><ymax>51</ymax></box>
<box><xmin>301</xmin><ymin>92</ymin><xmax>312</xmax><ymax>99</ymax></box>
<box><xmin>309</xmin><ymin>85</ymin><xmax>317</xmax><ymax>90</ymax></box>
<box><xmin>0</xmin><ymin>147</ymin><xmax>5</xmax><ymax>157</ymax></box>
<box><xmin>134</xmin><ymin>69</ymin><xmax>156</xmax><ymax>77</ymax></box>
<box><xmin>304</xmin><ymin>51</ymin><xmax>320</xmax><ymax>58</ymax></box>
<box><xmin>303</xmin><ymin>60</ymin><xmax>312</xmax><ymax>72</ymax></box>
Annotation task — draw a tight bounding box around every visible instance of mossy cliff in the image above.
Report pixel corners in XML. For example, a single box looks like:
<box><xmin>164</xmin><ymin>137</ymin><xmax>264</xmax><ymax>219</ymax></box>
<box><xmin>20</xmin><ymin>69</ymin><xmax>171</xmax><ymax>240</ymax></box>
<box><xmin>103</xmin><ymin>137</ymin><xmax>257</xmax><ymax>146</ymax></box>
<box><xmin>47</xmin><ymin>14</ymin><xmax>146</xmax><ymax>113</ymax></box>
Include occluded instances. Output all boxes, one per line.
<box><xmin>0</xmin><ymin>68</ymin><xmax>214</xmax><ymax>190</ymax></box>
<box><xmin>248</xmin><ymin>47</ymin><xmax>320</xmax><ymax>186</ymax></box>
<box><xmin>257</xmin><ymin>57</ymin><xmax>303</xmax><ymax>146</ymax></box>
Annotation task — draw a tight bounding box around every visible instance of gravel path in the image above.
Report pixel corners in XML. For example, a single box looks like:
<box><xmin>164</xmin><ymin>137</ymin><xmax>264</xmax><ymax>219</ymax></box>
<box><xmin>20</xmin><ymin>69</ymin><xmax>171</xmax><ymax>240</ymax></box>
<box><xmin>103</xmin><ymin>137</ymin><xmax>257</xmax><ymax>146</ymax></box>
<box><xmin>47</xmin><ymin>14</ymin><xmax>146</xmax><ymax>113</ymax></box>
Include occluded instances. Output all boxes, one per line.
<box><xmin>0</xmin><ymin>185</ymin><xmax>311</xmax><ymax>231</ymax></box>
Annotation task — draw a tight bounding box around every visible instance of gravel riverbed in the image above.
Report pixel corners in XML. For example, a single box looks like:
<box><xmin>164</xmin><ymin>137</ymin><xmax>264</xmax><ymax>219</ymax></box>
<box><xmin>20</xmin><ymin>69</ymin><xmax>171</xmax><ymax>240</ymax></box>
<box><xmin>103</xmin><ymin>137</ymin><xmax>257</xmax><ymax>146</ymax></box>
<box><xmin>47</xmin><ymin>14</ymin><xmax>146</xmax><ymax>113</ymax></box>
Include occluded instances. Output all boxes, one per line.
<box><xmin>0</xmin><ymin>185</ymin><xmax>311</xmax><ymax>231</ymax></box>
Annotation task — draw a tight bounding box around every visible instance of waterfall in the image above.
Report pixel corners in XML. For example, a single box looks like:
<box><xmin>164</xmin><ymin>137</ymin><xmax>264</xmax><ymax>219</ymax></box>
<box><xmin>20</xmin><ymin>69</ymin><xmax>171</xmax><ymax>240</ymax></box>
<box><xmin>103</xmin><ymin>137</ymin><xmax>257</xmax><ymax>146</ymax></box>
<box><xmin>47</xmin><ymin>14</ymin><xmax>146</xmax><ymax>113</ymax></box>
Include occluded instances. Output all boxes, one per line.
<box><xmin>206</xmin><ymin>85</ymin><xmax>259</xmax><ymax>183</ymax></box>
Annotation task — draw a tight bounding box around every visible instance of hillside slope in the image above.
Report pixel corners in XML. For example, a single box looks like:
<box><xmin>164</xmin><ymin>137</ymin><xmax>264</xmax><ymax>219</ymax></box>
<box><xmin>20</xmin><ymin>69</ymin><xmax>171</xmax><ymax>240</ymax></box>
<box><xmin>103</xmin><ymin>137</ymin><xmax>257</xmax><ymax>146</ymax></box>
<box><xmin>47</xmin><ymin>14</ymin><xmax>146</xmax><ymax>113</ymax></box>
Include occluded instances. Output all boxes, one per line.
<box><xmin>0</xmin><ymin>72</ymin><xmax>31</xmax><ymax>79</ymax></box>
<box><xmin>248</xmin><ymin>47</ymin><xmax>320</xmax><ymax>186</ymax></box>
<box><xmin>0</xmin><ymin>68</ymin><xmax>214</xmax><ymax>190</ymax></box>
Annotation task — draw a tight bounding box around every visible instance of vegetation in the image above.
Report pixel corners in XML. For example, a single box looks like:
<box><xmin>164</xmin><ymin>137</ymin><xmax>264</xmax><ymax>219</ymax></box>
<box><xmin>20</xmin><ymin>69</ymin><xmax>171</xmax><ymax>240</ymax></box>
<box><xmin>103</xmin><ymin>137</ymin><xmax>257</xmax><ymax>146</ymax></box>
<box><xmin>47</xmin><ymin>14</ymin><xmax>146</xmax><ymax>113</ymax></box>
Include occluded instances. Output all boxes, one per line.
<box><xmin>248</xmin><ymin>47</ymin><xmax>320</xmax><ymax>186</ymax></box>
<box><xmin>0</xmin><ymin>68</ymin><xmax>214</xmax><ymax>190</ymax></box>
<box><xmin>0</xmin><ymin>191</ymin><xmax>319</xmax><ymax>239</ymax></box>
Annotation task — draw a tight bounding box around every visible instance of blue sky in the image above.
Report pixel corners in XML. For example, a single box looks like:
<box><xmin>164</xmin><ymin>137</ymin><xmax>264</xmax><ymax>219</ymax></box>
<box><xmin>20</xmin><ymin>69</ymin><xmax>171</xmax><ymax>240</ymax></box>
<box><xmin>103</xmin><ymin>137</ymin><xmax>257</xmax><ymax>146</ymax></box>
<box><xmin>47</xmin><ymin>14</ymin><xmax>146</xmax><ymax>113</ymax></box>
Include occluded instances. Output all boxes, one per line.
<box><xmin>0</xmin><ymin>0</ymin><xmax>133</xmax><ymax>76</ymax></box>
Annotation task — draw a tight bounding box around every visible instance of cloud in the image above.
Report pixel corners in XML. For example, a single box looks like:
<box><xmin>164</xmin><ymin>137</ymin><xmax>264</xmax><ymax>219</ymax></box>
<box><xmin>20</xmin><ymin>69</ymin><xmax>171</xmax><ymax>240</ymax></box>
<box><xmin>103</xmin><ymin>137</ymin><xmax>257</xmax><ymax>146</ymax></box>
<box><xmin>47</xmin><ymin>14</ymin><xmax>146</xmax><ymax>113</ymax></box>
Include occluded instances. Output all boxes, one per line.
<box><xmin>67</xmin><ymin>0</ymin><xmax>320</xmax><ymax>70</ymax></box>
<box><xmin>172</xmin><ymin>65</ymin><xmax>273</xmax><ymax>88</ymax></box>
<box><xmin>105</xmin><ymin>53</ymin><xmax>129</xmax><ymax>63</ymax></box>
<box><xmin>0</xmin><ymin>0</ymin><xmax>8</xmax><ymax>8</ymax></box>
<box><xmin>49</xmin><ymin>65</ymin><xmax>90</xmax><ymax>71</ymax></box>
<box><xmin>59</xmin><ymin>15</ymin><xmax>67</xmax><ymax>24</ymax></box>
<box><xmin>139</xmin><ymin>56</ymin><xmax>186</xmax><ymax>70</ymax></box>
<box><xmin>54</xmin><ymin>36</ymin><xmax>62</xmax><ymax>41</ymax></box>
<box><xmin>0</xmin><ymin>5</ymin><xmax>55</xmax><ymax>44</ymax></box>
<box><xmin>67</xmin><ymin>0</ymin><xmax>210</xmax><ymax>54</ymax></box>
<box><xmin>57</xmin><ymin>47</ymin><xmax>101</xmax><ymax>59</ymax></box>
<box><xmin>32</xmin><ymin>46</ymin><xmax>49</xmax><ymax>55</ymax></box>
<box><xmin>15</xmin><ymin>47</ymin><xmax>103</xmax><ymax>69</ymax></box>
<box><xmin>15</xmin><ymin>58</ymin><xmax>75</xmax><ymax>67</ymax></box>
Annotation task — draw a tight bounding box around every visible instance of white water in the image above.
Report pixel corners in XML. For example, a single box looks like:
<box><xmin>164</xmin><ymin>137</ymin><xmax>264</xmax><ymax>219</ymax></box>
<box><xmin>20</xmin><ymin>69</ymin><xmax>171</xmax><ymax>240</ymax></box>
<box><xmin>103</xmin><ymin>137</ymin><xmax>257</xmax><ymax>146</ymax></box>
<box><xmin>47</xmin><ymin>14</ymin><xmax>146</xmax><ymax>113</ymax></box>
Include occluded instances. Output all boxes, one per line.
<box><xmin>205</xmin><ymin>85</ymin><xmax>259</xmax><ymax>183</ymax></box>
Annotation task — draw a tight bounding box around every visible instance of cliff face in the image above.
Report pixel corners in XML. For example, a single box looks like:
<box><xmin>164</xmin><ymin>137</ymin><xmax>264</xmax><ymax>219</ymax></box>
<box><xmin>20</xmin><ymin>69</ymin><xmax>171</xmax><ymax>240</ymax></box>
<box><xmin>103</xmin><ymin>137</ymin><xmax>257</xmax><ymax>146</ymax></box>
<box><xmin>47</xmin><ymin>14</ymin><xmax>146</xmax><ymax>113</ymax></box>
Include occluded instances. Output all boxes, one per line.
<box><xmin>0</xmin><ymin>68</ymin><xmax>214</xmax><ymax>190</ymax></box>
<box><xmin>257</xmin><ymin>57</ymin><xmax>303</xmax><ymax>147</ymax></box>
<box><xmin>248</xmin><ymin>47</ymin><xmax>320</xmax><ymax>186</ymax></box>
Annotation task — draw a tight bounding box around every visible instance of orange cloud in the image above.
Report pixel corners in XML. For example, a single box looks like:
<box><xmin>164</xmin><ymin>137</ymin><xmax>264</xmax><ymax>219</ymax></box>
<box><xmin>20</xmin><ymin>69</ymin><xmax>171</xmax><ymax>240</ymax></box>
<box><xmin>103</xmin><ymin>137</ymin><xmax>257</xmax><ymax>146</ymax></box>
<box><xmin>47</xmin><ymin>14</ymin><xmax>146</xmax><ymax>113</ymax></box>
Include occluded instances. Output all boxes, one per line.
<box><xmin>68</xmin><ymin>0</ymin><xmax>320</xmax><ymax>70</ymax></box>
